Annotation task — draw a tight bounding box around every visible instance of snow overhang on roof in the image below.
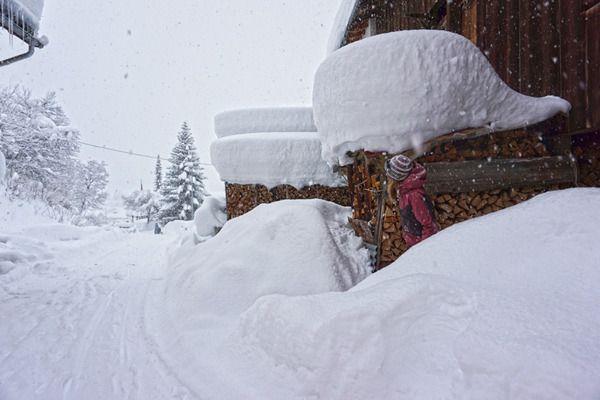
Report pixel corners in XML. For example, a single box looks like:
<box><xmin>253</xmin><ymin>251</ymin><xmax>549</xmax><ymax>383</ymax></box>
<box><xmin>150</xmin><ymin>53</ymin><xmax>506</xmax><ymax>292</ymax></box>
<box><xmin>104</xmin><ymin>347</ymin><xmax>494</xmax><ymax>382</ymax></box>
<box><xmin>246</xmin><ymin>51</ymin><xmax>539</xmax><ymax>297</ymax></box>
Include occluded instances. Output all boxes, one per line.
<box><xmin>327</xmin><ymin>0</ymin><xmax>360</xmax><ymax>55</ymax></box>
<box><xmin>1</xmin><ymin>0</ymin><xmax>48</xmax><ymax>66</ymax></box>
<box><xmin>313</xmin><ymin>30</ymin><xmax>571</xmax><ymax>166</ymax></box>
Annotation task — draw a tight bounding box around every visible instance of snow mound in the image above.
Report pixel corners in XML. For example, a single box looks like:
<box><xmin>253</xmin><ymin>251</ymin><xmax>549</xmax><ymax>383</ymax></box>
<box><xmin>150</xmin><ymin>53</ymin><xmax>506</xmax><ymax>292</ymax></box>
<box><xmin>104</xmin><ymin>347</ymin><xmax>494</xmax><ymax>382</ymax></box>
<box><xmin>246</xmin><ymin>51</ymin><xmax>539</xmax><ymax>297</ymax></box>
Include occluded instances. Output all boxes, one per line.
<box><xmin>313</xmin><ymin>30</ymin><xmax>572</xmax><ymax>166</ymax></box>
<box><xmin>214</xmin><ymin>107</ymin><xmax>317</xmax><ymax>138</ymax></box>
<box><xmin>0</xmin><ymin>233</ymin><xmax>52</xmax><ymax>278</ymax></box>
<box><xmin>162</xmin><ymin>200</ymin><xmax>371</xmax><ymax>319</ymax></box>
<box><xmin>227</xmin><ymin>188</ymin><xmax>600</xmax><ymax>399</ymax></box>
<box><xmin>193</xmin><ymin>193</ymin><xmax>226</xmax><ymax>239</ymax></box>
<box><xmin>210</xmin><ymin>131</ymin><xmax>346</xmax><ymax>189</ymax></box>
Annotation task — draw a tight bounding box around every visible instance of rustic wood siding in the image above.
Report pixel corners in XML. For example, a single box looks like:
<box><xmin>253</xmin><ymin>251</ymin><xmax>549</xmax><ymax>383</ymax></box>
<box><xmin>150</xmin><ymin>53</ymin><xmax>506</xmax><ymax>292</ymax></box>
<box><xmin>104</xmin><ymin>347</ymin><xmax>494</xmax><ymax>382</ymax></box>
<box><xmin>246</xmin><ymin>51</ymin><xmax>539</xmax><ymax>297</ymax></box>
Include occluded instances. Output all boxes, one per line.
<box><xmin>585</xmin><ymin>4</ymin><xmax>600</xmax><ymax>127</ymax></box>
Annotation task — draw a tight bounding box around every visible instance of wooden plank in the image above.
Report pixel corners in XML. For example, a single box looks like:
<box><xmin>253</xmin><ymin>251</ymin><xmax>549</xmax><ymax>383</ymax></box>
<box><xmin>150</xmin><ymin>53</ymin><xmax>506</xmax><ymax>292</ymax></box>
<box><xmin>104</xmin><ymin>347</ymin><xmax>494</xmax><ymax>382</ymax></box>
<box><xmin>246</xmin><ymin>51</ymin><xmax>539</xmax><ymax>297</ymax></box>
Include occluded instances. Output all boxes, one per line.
<box><xmin>423</xmin><ymin>156</ymin><xmax>577</xmax><ymax>194</ymax></box>
<box><xmin>506</xmin><ymin>0</ymin><xmax>520</xmax><ymax>90</ymax></box>
<box><xmin>585</xmin><ymin>5</ymin><xmax>600</xmax><ymax>127</ymax></box>
<box><xmin>447</xmin><ymin>0</ymin><xmax>463</xmax><ymax>33</ymax></box>
<box><xmin>560</xmin><ymin>0</ymin><xmax>587</xmax><ymax>132</ymax></box>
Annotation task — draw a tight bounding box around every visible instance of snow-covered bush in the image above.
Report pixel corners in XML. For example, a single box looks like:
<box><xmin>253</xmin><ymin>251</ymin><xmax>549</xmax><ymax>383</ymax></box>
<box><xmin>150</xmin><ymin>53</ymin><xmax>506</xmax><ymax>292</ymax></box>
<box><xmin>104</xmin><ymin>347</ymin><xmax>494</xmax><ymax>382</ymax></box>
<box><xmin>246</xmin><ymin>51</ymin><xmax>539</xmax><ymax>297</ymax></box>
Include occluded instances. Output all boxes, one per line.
<box><xmin>122</xmin><ymin>189</ymin><xmax>161</xmax><ymax>223</ymax></box>
<box><xmin>193</xmin><ymin>193</ymin><xmax>226</xmax><ymax>241</ymax></box>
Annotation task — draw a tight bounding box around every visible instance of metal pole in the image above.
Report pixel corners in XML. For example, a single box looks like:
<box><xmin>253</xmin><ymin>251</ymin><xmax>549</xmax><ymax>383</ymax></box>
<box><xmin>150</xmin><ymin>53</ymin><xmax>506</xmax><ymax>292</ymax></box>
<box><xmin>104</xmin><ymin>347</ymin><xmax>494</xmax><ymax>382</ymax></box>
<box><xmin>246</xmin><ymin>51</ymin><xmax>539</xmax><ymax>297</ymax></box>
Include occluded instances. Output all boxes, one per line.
<box><xmin>190</xmin><ymin>172</ymin><xmax>194</xmax><ymax>218</ymax></box>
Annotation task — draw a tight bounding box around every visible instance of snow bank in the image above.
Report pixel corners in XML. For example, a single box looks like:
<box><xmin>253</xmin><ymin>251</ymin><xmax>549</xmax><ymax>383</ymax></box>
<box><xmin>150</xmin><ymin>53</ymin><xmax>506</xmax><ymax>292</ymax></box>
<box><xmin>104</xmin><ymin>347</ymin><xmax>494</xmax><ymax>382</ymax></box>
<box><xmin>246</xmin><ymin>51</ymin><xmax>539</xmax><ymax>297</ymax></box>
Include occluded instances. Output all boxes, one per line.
<box><xmin>210</xmin><ymin>131</ymin><xmax>346</xmax><ymax>189</ymax></box>
<box><xmin>314</xmin><ymin>30</ymin><xmax>572</xmax><ymax>166</ymax></box>
<box><xmin>327</xmin><ymin>0</ymin><xmax>358</xmax><ymax>55</ymax></box>
<box><xmin>151</xmin><ymin>200</ymin><xmax>371</xmax><ymax>391</ymax></box>
<box><xmin>214</xmin><ymin>107</ymin><xmax>317</xmax><ymax>138</ymax></box>
<box><xmin>193</xmin><ymin>193</ymin><xmax>226</xmax><ymax>239</ymax></box>
<box><xmin>227</xmin><ymin>188</ymin><xmax>600</xmax><ymax>399</ymax></box>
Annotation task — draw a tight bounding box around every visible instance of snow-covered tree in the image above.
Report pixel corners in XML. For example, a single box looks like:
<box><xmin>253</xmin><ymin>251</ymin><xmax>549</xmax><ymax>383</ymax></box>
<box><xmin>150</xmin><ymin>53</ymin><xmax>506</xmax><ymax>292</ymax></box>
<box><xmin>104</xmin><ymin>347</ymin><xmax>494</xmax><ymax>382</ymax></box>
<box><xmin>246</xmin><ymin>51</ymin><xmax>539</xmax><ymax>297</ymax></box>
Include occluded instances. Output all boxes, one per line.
<box><xmin>72</xmin><ymin>160</ymin><xmax>109</xmax><ymax>214</ymax></box>
<box><xmin>154</xmin><ymin>155</ymin><xmax>162</xmax><ymax>192</ymax></box>
<box><xmin>159</xmin><ymin>122</ymin><xmax>207</xmax><ymax>222</ymax></box>
<box><xmin>0</xmin><ymin>85</ymin><xmax>80</xmax><ymax>207</ymax></box>
<box><xmin>122</xmin><ymin>189</ymin><xmax>161</xmax><ymax>223</ymax></box>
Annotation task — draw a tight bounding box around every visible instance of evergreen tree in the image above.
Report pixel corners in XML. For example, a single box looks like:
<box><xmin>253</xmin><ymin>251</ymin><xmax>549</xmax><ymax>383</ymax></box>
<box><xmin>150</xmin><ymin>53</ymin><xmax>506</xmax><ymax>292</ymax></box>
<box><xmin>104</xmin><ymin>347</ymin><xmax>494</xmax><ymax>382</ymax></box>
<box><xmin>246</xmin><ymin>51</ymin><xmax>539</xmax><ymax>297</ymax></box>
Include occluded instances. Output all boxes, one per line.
<box><xmin>159</xmin><ymin>122</ymin><xmax>207</xmax><ymax>222</ymax></box>
<box><xmin>154</xmin><ymin>155</ymin><xmax>162</xmax><ymax>191</ymax></box>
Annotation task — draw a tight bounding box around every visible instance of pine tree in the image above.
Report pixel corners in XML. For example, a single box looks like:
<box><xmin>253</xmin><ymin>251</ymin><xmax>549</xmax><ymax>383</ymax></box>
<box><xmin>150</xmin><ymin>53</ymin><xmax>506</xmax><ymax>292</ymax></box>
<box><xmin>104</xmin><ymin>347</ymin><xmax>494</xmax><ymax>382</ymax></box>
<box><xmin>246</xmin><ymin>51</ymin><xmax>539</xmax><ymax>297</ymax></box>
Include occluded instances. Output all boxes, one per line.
<box><xmin>159</xmin><ymin>122</ymin><xmax>207</xmax><ymax>222</ymax></box>
<box><xmin>154</xmin><ymin>155</ymin><xmax>162</xmax><ymax>191</ymax></box>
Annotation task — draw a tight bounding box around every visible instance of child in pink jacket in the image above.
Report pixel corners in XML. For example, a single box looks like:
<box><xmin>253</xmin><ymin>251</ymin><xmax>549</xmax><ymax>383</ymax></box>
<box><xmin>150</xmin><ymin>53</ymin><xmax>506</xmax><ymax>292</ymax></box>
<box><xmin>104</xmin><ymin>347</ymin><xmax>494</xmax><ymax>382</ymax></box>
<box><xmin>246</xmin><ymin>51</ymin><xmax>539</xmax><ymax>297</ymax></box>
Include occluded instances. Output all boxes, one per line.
<box><xmin>385</xmin><ymin>155</ymin><xmax>439</xmax><ymax>248</ymax></box>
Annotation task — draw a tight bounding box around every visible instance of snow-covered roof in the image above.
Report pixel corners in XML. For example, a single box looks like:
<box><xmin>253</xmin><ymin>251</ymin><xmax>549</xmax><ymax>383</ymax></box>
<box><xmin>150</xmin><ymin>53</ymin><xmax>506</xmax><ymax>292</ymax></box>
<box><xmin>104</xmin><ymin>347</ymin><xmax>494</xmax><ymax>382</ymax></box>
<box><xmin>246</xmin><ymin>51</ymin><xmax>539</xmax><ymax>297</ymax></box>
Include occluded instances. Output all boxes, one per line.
<box><xmin>327</xmin><ymin>0</ymin><xmax>359</xmax><ymax>55</ymax></box>
<box><xmin>214</xmin><ymin>107</ymin><xmax>317</xmax><ymax>139</ymax></box>
<box><xmin>210</xmin><ymin>131</ymin><xmax>346</xmax><ymax>189</ymax></box>
<box><xmin>314</xmin><ymin>30</ymin><xmax>571</xmax><ymax>166</ymax></box>
<box><xmin>1</xmin><ymin>0</ymin><xmax>44</xmax><ymax>32</ymax></box>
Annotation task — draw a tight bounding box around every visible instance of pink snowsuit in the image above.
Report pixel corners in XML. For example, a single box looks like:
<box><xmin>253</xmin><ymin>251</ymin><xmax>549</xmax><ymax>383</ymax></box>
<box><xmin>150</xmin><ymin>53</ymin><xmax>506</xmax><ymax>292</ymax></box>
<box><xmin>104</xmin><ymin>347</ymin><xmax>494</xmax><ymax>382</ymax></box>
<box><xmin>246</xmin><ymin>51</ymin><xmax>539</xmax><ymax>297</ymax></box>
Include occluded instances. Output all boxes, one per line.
<box><xmin>395</xmin><ymin>163</ymin><xmax>439</xmax><ymax>248</ymax></box>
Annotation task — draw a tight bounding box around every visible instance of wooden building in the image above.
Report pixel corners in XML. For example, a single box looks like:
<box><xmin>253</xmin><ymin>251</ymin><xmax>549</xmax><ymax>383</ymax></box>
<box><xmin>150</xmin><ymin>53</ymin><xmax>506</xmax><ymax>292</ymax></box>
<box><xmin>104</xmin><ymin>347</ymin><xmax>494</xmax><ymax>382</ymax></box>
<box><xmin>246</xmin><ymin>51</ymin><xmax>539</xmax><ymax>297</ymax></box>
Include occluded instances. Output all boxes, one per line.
<box><xmin>328</xmin><ymin>0</ymin><xmax>599</xmax><ymax>269</ymax></box>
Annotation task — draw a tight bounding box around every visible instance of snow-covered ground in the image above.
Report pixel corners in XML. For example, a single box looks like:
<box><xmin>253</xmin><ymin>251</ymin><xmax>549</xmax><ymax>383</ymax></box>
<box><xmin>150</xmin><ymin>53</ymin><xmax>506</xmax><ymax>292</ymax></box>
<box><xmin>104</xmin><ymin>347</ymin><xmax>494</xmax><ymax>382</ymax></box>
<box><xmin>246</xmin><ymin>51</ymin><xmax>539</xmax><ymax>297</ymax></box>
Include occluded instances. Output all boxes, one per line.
<box><xmin>1</xmin><ymin>187</ymin><xmax>600</xmax><ymax>399</ymax></box>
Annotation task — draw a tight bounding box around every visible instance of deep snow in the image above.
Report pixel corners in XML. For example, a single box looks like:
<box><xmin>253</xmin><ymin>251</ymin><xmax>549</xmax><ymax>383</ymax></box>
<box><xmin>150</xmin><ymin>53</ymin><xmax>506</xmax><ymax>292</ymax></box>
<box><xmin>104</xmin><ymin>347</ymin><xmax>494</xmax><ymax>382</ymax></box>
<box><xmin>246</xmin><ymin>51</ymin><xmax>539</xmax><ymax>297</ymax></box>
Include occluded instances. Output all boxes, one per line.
<box><xmin>1</xmin><ymin>188</ymin><xmax>600</xmax><ymax>399</ymax></box>
<box><xmin>214</xmin><ymin>107</ymin><xmax>317</xmax><ymax>138</ymax></box>
<box><xmin>314</xmin><ymin>31</ymin><xmax>571</xmax><ymax>166</ymax></box>
<box><xmin>210</xmin><ymin>131</ymin><xmax>346</xmax><ymax>189</ymax></box>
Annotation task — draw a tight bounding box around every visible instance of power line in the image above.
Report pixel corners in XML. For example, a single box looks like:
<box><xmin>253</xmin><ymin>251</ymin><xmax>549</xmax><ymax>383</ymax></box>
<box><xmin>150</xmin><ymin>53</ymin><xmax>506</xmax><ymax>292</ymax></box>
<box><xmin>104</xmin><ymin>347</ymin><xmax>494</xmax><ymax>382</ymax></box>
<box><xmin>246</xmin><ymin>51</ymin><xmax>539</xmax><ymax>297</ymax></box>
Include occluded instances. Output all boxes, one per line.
<box><xmin>79</xmin><ymin>141</ymin><xmax>213</xmax><ymax>166</ymax></box>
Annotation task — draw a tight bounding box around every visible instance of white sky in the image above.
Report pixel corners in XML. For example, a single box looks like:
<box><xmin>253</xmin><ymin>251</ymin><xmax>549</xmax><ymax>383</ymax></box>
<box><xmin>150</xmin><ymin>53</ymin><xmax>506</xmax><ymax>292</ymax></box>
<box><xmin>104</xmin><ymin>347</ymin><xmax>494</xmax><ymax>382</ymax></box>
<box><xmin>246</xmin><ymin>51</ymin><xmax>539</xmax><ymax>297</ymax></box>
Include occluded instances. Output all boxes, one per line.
<box><xmin>1</xmin><ymin>0</ymin><xmax>343</xmax><ymax>196</ymax></box>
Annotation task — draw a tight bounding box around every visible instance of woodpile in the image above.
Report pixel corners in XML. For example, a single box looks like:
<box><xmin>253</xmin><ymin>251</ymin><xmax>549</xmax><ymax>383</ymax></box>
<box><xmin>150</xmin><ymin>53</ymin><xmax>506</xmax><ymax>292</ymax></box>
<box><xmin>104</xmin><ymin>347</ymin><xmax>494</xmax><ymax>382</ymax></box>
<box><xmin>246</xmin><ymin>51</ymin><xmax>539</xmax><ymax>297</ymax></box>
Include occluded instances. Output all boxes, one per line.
<box><xmin>418</xmin><ymin>129</ymin><xmax>549</xmax><ymax>163</ymax></box>
<box><xmin>346</xmin><ymin>128</ymin><xmax>583</xmax><ymax>270</ymax></box>
<box><xmin>225</xmin><ymin>183</ymin><xmax>349</xmax><ymax>219</ymax></box>
<box><xmin>573</xmin><ymin>142</ymin><xmax>600</xmax><ymax>188</ymax></box>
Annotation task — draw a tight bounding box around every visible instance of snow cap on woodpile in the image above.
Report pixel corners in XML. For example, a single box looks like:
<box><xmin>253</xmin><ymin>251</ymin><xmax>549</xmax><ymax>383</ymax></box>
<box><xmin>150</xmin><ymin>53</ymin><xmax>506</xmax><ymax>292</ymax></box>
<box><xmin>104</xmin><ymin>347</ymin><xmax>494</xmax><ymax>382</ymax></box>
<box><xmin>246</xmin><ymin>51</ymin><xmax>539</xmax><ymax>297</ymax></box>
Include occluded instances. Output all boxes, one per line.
<box><xmin>211</xmin><ymin>132</ymin><xmax>346</xmax><ymax>189</ymax></box>
<box><xmin>214</xmin><ymin>107</ymin><xmax>317</xmax><ymax>138</ymax></box>
<box><xmin>211</xmin><ymin>108</ymin><xmax>345</xmax><ymax>189</ymax></box>
<box><xmin>313</xmin><ymin>30</ymin><xmax>572</xmax><ymax>166</ymax></box>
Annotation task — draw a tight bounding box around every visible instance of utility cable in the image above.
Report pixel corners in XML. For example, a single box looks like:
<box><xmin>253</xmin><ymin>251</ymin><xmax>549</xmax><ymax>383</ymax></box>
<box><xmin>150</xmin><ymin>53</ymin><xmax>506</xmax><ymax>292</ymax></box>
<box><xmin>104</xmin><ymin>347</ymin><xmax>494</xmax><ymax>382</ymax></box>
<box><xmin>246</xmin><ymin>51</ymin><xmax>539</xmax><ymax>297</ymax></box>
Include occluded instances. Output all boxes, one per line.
<box><xmin>79</xmin><ymin>141</ymin><xmax>213</xmax><ymax>166</ymax></box>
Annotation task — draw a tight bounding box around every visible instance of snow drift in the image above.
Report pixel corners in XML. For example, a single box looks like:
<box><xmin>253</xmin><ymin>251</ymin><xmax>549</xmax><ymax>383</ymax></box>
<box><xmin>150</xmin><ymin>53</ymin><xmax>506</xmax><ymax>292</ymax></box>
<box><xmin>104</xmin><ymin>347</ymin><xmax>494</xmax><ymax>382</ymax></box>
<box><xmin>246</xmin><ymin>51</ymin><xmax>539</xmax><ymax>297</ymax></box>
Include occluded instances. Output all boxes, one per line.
<box><xmin>313</xmin><ymin>30</ymin><xmax>572</xmax><ymax>166</ymax></box>
<box><xmin>226</xmin><ymin>188</ymin><xmax>600</xmax><ymax>399</ymax></box>
<box><xmin>214</xmin><ymin>107</ymin><xmax>317</xmax><ymax>138</ymax></box>
<box><xmin>210</xmin><ymin>131</ymin><xmax>346</xmax><ymax>189</ymax></box>
<box><xmin>193</xmin><ymin>193</ymin><xmax>226</xmax><ymax>240</ymax></box>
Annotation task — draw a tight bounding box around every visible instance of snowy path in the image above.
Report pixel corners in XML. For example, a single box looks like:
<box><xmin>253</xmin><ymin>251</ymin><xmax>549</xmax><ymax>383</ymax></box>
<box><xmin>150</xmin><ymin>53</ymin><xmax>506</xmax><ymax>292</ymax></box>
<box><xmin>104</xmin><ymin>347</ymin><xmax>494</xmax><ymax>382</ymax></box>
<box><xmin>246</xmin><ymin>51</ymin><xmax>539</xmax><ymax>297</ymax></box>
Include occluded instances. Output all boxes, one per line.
<box><xmin>0</xmin><ymin>228</ymin><xmax>197</xmax><ymax>400</ymax></box>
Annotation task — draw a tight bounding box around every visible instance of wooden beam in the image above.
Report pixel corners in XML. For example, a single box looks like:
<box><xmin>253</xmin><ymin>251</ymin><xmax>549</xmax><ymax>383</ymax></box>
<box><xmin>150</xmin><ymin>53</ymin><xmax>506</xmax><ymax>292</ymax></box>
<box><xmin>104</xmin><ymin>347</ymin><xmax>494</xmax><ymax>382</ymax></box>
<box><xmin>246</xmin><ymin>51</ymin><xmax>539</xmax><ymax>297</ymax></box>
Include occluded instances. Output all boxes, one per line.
<box><xmin>423</xmin><ymin>156</ymin><xmax>577</xmax><ymax>194</ymax></box>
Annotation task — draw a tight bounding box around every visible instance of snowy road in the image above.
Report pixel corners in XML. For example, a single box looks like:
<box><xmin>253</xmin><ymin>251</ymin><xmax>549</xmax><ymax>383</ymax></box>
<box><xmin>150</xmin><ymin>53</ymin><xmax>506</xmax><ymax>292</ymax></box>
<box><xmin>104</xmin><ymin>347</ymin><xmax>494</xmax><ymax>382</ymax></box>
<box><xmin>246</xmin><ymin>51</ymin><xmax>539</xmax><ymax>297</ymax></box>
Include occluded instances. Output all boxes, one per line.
<box><xmin>0</xmin><ymin>227</ymin><xmax>196</xmax><ymax>400</ymax></box>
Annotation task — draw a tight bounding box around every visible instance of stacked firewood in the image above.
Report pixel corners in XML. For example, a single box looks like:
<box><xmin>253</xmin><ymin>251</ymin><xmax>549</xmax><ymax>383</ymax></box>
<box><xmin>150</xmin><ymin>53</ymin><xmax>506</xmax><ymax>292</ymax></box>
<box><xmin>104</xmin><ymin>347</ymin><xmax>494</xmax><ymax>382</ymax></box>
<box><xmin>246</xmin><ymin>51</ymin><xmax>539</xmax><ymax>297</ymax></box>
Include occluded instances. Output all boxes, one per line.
<box><xmin>573</xmin><ymin>144</ymin><xmax>600</xmax><ymax>187</ymax></box>
<box><xmin>347</xmin><ymin>129</ymin><xmax>581</xmax><ymax>269</ymax></box>
<box><xmin>225</xmin><ymin>183</ymin><xmax>349</xmax><ymax>219</ymax></box>
<box><xmin>349</xmin><ymin>160</ymin><xmax>381</xmax><ymax>221</ymax></box>
<box><xmin>418</xmin><ymin>129</ymin><xmax>549</xmax><ymax>163</ymax></box>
